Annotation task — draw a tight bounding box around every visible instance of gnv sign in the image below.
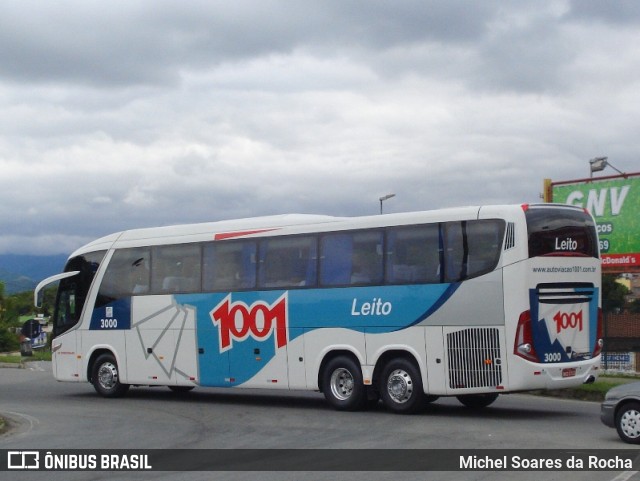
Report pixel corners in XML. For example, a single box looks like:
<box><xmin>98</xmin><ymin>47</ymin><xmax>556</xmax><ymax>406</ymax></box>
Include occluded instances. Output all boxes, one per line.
<box><xmin>552</xmin><ymin>174</ymin><xmax>640</xmax><ymax>268</ymax></box>
<box><xmin>565</xmin><ymin>186</ymin><xmax>630</xmax><ymax>217</ymax></box>
<box><xmin>210</xmin><ymin>293</ymin><xmax>288</xmax><ymax>353</ymax></box>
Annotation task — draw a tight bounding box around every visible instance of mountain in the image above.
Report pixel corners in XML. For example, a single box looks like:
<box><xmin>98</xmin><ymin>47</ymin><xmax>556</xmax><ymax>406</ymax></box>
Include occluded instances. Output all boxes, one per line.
<box><xmin>0</xmin><ymin>254</ymin><xmax>68</xmax><ymax>294</ymax></box>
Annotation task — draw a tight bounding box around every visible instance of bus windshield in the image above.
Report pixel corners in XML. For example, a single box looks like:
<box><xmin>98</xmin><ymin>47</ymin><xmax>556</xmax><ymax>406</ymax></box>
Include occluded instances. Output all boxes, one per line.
<box><xmin>53</xmin><ymin>251</ymin><xmax>106</xmax><ymax>338</ymax></box>
<box><xmin>525</xmin><ymin>206</ymin><xmax>598</xmax><ymax>258</ymax></box>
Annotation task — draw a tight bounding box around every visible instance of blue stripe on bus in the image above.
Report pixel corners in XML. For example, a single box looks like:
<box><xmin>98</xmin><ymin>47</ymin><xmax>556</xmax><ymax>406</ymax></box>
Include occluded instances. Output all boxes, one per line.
<box><xmin>175</xmin><ymin>283</ymin><xmax>457</xmax><ymax>331</ymax></box>
<box><xmin>88</xmin><ymin>284</ymin><xmax>460</xmax><ymax>386</ymax></box>
<box><xmin>175</xmin><ymin>284</ymin><xmax>458</xmax><ymax>386</ymax></box>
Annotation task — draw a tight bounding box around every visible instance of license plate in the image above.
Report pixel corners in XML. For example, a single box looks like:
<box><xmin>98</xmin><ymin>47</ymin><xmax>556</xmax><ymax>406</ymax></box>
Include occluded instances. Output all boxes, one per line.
<box><xmin>562</xmin><ymin>368</ymin><xmax>576</xmax><ymax>378</ymax></box>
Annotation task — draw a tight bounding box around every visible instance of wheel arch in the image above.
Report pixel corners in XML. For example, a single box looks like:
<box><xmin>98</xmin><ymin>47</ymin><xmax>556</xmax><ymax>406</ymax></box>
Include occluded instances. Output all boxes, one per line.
<box><xmin>372</xmin><ymin>349</ymin><xmax>426</xmax><ymax>394</ymax></box>
<box><xmin>615</xmin><ymin>398</ymin><xmax>640</xmax><ymax>422</ymax></box>
<box><xmin>86</xmin><ymin>347</ymin><xmax>120</xmax><ymax>383</ymax></box>
<box><xmin>317</xmin><ymin>349</ymin><xmax>363</xmax><ymax>393</ymax></box>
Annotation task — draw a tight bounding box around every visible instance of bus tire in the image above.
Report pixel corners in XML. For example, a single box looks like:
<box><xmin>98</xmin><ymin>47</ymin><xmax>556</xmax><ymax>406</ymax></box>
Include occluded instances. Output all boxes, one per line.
<box><xmin>456</xmin><ymin>393</ymin><xmax>499</xmax><ymax>409</ymax></box>
<box><xmin>322</xmin><ymin>356</ymin><xmax>367</xmax><ymax>411</ymax></box>
<box><xmin>615</xmin><ymin>401</ymin><xmax>640</xmax><ymax>444</ymax></box>
<box><xmin>92</xmin><ymin>353</ymin><xmax>129</xmax><ymax>398</ymax></box>
<box><xmin>379</xmin><ymin>358</ymin><xmax>426</xmax><ymax>414</ymax></box>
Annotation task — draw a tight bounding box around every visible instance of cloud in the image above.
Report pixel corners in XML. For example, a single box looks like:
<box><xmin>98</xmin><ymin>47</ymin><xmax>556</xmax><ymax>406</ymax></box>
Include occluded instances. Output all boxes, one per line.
<box><xmin>0</xmin><ymin>1</ymin><xmax>638</xmax><ymax>255</ymax></box>
<box><xmin>565</xmin><ymin>0</ymin><xmax>640</xmax><ymax>25</ymax></box>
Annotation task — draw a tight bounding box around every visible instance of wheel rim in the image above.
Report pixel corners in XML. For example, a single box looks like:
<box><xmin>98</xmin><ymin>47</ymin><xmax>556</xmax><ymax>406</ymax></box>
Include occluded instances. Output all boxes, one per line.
<box><xmin>330</xmin><ymin>368</ymin><xmax>354</xmax><ymax>401</ymax></box>
<box><xmin>97</xmin><ymin>362</ymin><xmax>118</xmax><ymax>390</ymax></box>
<box><xmin>620</xmin><ymin>408</ymin><xmax>640</xmax><ymax>439</ymax></box>
<box><xmin>387</xmin><ymin>369</ymin><xmax>413</xmax><ymax>404</ymax></box>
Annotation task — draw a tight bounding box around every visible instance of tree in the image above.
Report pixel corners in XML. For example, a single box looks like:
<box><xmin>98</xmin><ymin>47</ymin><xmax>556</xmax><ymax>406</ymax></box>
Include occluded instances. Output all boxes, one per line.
<box><xmin>602</xmin><ymin>274</ymin><xmax>630</xmax><ymax>313</ymax></box>
<box><xmin>0</xmin><ymin>281</ymin><xmax>4</xmax><ymax>324</ymax></box>
<box><xmin>629</xmin><ymin>298</ymin><xmax>640</xmax><ymax>314</ymax></box>
<box><xmin>0</xmin><ymin>281</ymin><xmax>20</xmax><ymax>352</ymax></box>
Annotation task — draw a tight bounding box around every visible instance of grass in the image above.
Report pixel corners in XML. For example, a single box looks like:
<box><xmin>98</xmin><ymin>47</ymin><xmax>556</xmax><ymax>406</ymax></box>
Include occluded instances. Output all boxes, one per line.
<box><xmin>0</xmin><ymin>354</ymin><xmax>21</xmax><ymax>363</ymax></box>
<box><xmin>26</xmin><ymin>350</ymin><xmax>52</xmax><ymax>361</ymax></box>
<box><xmin>0</xmin><ymin>350</ymin><xmax>52</xmax><ymax>364</ymax></box>
<box><xmin>534</xmin><ymin>374</ymin><xmax>640</xmax><ymax>402</ymax></box>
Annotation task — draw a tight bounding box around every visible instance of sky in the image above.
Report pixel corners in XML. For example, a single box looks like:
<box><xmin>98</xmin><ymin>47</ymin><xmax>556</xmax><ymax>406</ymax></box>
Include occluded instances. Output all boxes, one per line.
<box><xmin>1</xmin><ymin>0</ymin><xmax>639</xmax><ymax>256</ymax></box>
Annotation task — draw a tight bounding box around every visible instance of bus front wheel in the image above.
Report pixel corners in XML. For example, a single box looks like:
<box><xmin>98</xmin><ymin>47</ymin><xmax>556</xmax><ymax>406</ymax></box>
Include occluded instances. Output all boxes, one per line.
<box><xmin>92</xmin><ymin>353</ymin><xmax>130</xmax><ymax>398</ymax></box>
<box><xmin>379</xmin><ymin>358</ymin><xmax>426</xmax><ymax>414</ymax></box>
<box><xmin>321</xmin><ymin>356</ymin><xmax>367</xmax><ymax>411</ymax></box>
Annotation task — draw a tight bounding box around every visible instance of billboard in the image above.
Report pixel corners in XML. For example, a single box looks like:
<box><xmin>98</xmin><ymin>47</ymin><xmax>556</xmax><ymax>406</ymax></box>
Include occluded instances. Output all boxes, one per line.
<box><xmin>551</xmin><ymin>173</ymin><xmax>640</xmax><ymax>271</ymax></box>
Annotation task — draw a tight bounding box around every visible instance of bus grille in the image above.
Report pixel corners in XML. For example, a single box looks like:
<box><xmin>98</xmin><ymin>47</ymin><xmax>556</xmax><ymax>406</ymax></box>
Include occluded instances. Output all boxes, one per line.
<box><xmin>446</xmin><ymin>328</ymin><xmax>502</xmax><ymax>389</ymax></box>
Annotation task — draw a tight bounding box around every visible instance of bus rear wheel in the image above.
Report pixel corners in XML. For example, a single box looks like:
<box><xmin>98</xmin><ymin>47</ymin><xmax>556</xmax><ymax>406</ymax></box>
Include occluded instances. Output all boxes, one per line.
<box><xmin>379</xmin><ymin>358</ymin><xmax>426</xmax><ymax>414</ymax></box>
<box><xmin>92</xmin><ymin>353</ymin><xmax>129</xmax><ymax>398</ymax></box>
<box><xmin>456</xmin><ymin>393</ymin><xmax>499</xmax><ymax>409</ymax></box>
<box><xmin>322</xmin><ymin>356</ymin><xmax>367</xmax><ymax>411</ymax></box>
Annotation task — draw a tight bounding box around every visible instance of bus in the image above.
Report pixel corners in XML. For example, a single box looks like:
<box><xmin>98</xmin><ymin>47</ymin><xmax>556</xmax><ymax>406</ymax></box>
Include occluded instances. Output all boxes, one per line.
<box><xmin>35</xmin><ymin>203</ymin><xmax>602</xmax><ymax>413</ymax></box>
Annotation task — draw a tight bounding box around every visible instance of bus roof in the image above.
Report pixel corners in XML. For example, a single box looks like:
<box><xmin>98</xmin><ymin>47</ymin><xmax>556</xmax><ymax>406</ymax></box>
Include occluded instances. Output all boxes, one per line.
<box><xmin>68</xmin><ymin>204</ymin><xmax>583</xmax><ymax>258</ymax></box>
<box><xmin>73</xmin><ymin>214</ymin><xmax>345</xmax><ymax>256</ymax></box>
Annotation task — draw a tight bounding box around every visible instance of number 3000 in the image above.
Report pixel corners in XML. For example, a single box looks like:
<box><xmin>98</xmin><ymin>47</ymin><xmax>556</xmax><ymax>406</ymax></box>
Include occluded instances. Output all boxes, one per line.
<box><xmin>100</xmin><ymin>318</ymin><xmax>118</xmax><ymax>329</ymax></box>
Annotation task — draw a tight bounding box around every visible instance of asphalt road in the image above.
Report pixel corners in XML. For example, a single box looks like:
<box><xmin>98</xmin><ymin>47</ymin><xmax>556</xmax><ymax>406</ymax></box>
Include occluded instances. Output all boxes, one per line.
<box><xmin>1</xmin><ymin>362</ymin><xmax>638</xmax><ymax>481</ymax></box>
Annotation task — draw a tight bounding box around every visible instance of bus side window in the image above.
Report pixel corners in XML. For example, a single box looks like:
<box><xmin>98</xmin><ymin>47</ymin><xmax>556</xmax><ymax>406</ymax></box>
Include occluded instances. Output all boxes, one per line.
<box><xmin>258</xmin><ymin>237</ymin><xmax>317</xmax><ymax>289</ymax></box>
<box><xmin>466</xmin><ymin>220</ymin><xmax>504</xmax><ymax>277</ymax></box>
<box><xmin>320</xmin><ymin>234</ymin><xmax>353</xmax><ymax>285</ymax></box>
<box><xmin>350</xmin><ymin>231</ymin><xmax>383</xmax><ymax>285</ymax></box>
<box><xmin>320</xmin><ymin>231</ymin><xmax>383</xmax><ymax>286</ymax></box>
<box><xmin>96</xmin><ymin>247</ymin><xmax>150</xmax><ymax>307</ymax></box>
<box><xmin>443</xmin><ymin>222</ymin><xmax>466</xmax><ymax>282</ymax></box>
<box><xmin>203</xmin><ymin>241</ymin><xmax>257</xmax><ymax>291</ymax></box>
<box><xmin>442</xmin><ymin>220</ymin><xmax>505</xmax><ymax>282</ymax></box>
<box><xmin>151</xmin><ymin>244</ymin><xmax>202</xmax><ymax>294</ymax></box>
<box><xmin>386</xmin><ymin>225</ymin><xmax>440</xmax><ymax>284</ymax></box>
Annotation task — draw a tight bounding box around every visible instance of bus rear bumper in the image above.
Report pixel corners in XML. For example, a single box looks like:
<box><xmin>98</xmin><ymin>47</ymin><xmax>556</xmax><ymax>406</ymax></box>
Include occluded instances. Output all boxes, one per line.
<box><xmin>510</xmin><ymin>361</ymin><xmax>600</xmax><ymax>391</ymax></box>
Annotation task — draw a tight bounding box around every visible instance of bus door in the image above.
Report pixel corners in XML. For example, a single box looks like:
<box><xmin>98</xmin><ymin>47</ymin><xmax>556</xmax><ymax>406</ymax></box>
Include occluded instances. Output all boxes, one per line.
<box><xmin>227</xmin><ymin>327</ymin><xmax>290</xmax><ymax>388</ymax></box>
<box><xmin>108</xmin><ymin>295</ymin><xmax>198</xmax><ymax>386</ymax></box>
<box><xmin>196</xmin><ymin>325</ymin><xmax>231</xmax><ymax>387</ymax></box>
<box><xmin>52</xmin><ymin>329</ymin><xmax>81</xmax><ymax>382</ymax></box>
<box><xmin>205</xmin><ymin>291</ymin><xmax>290</xmax><ymax>388</ymax></box>
<box><xmin>50</xmin><ymin>274</ymin><xmax>85</xmax><ymax>382</ymax></box>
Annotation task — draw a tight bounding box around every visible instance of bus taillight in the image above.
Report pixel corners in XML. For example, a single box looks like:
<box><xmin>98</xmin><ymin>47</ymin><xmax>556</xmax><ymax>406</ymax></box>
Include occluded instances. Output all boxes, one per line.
<box><xmin>514</xmin><ymin>310</ymin><xmax>539</xmax><ymax>362</ymax></box>
<box><xmin>592</xmin><ymin>308</ymin><xmax>604</xmax><ymax>357</ymax></box>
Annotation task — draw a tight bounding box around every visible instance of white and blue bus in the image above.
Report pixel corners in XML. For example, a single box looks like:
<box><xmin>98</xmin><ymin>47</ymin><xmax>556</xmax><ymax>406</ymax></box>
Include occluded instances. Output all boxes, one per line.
<box><xmin>35</xmin><ymin>204</ymin><xmax>602</xmax><ymax>413</ymax></box>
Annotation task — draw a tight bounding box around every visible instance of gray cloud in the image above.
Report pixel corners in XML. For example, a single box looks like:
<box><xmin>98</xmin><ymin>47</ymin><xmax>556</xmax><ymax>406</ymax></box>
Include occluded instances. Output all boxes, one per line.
<box><xmin>566</xmin><ymin>0</ymin><xmax>640</xmax><ymax>25</ymax></box>
<box><xmin>0</xmin><ymin>1</ymin><xmax>638</xmax><ymax>255</ymax></box>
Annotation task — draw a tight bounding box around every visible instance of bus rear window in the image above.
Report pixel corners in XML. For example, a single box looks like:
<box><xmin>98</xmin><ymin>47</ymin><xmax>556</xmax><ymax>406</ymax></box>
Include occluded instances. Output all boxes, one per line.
<box><xmin>525</xmin><ymin>206</ymin><xmax>598</xmax><ymax>258</ymax></box>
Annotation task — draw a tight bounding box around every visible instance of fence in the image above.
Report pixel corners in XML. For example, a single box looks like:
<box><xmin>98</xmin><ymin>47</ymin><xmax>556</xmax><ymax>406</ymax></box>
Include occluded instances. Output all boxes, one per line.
<box><xmin>603</xmin><ymin>311</ymin><xmax>640</xmax><ymax>374</ymax></box>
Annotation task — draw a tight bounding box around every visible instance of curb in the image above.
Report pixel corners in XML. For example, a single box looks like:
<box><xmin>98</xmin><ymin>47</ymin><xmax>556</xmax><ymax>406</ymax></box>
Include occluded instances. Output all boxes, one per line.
<box><xmin>0</xmin><ymin>362</ymin><xmax>24</xmax><ymax>369</ymax></box>
<box><xmin>531</xmin><ymin>389</ymin><xmax>604</xmax><ymax>403</ymax></box>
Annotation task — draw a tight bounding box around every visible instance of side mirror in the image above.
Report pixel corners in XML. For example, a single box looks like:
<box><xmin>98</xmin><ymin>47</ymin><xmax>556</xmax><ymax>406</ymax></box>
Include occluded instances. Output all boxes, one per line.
<box><xmin>34</xmin><ymin>271</ymin><xmax>80</xmax><ymax>308</ymax></box>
